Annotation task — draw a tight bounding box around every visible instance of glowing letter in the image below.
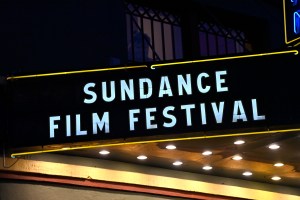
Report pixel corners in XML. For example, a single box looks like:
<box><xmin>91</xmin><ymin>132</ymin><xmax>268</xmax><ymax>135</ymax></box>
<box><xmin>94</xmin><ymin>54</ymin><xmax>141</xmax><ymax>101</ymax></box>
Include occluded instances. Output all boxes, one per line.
<box><xmin>294</xmin><ymin>11</ymin><xmax>300</xmax><ymax>34</ymax></box>
<box><xmin>211</xmin><ymin>102</ymin><xmax>224</xmax><ymax>123</ymax></box>
<box><xmin>102</xmin><ymin>81</ymin><xmax>116</xmax><ymax>102</ymax></box>
<box><xmin>178</xmin><ymin>74</ymin><xmax>192</xmax><ymax>95</ymax></box>
<box><xmin>233</xmin><ymin>100</ymin><xmax>247</xmax><ymax>122</ymax></box>
<box><xmin>159</xmin><ymin>76</ymin><xmax>173</xmax><ymax>97</ymax></box>
<box><xmin>129</xmin><ymin>109</ymin><xmax>140</xmax><ymax>131</ymax></box>
<box><xmin>121</xmin><ymin>79</ymin><xmax>134</xmax><ymax>101</ymax></box>
<box><xmin>139</xmin><ymin>78</ymin><xmax>152</xmax><ymax>99</ymax></box>
<box><xmin>200</xmin><ymin>103</ymin><xmax>207</xmax><ymax>125</ymax></box>
<box><xmin>291</xmin><ymin>0</ymin><xmax>298</xmax><ymax>6</ymax></box>
<box><xmin>83</xmin><ymin>83</ymin><xmax>97</xmax><ymax>104</ymax></box>
<box><xmin>197</xmin><ymin>73</ymin><xmax>210</xmax><ymax>93</ymax></box>
<box><xmin>146</xmin><ymin>108</ymin><xmax>157</xmax><ymax>129</ymax></box>
<box><xmin>252</xmin><ymin>99</ymin><xmax>265</xmax><ymax>120</ymax></box>
<box><xmin>216</xmin><ymin>71</ymin><xmax>228</xmax><ymax>92</ymax></box>
<box><xmin>92</xmin><ymin>112</ymin><xmax>110</xmax><ymax>134</ymax></box>
<box><xmin>163</xmin><ymin>106</ymin><xmax>177</xmax><ymax>127</ymax></box>
<box><xmin>181</xmin><ymin>104</ymin><xmax>195</xmax><ymax>126</ymax></box>
<box><xmin>66</xmin><ymin>115</ymin><xmax>71</xmax><ymax>137</ymax></box>
<box><xmin>49</xmin><ymin>116</ymin><xmax>60</xmax><ymax>138</ymax></box>
<box><xmin>76</xmin><ymin>114</ymin><xmax>87</xmax><ymax>136</ymax></box>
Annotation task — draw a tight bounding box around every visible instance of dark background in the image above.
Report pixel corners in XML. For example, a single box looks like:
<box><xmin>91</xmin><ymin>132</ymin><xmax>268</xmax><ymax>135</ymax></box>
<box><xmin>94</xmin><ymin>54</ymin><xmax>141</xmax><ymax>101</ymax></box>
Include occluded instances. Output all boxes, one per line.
<box><xmin>0</xmin><ymin>0</ymin><xmax>127</xmax><ymax>75</ymax></box>
<box><xmin>0</xmin><ymin>0</ymin><xmax>285</xmax><ymax>76</ymax></box>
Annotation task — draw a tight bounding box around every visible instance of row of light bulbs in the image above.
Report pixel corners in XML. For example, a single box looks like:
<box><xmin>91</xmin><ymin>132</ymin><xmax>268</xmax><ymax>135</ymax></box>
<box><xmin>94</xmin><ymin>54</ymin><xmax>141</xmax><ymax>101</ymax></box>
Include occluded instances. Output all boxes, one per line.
<box><xmin>98</xmin><ymin>139</ymin><xmax>283</xmax><ymax>181</ymax></box>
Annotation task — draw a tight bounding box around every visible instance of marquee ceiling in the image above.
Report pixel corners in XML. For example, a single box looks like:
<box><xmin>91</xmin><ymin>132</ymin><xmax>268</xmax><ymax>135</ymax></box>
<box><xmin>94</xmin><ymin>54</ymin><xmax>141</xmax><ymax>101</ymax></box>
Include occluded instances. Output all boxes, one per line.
<box><xmin>60</xmin><ymin>130</ymin><xmax>300</xmax><ymax>188</ymax></box>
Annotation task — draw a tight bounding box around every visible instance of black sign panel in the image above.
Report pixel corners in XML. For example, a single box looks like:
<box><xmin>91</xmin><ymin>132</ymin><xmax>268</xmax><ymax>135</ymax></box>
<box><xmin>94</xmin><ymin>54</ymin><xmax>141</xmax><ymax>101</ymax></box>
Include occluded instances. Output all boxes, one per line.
<box><xmin>6</xmin><ymin>50</ymin><xmax>300</xmax><ymax>148</ymax></box>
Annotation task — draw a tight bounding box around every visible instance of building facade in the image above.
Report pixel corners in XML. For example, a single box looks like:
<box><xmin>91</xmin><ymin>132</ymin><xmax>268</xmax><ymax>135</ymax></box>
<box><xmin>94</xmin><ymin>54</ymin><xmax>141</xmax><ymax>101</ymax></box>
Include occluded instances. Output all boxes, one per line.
<box><xmin>1</xmin><ymin>0</ymin><xmax>300</xmax><ymax>199</ymax></box>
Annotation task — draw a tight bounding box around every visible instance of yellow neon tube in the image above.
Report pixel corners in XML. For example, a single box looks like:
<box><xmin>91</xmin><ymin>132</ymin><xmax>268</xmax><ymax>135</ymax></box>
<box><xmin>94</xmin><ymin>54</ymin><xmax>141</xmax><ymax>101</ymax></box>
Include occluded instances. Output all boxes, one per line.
<box><xmin>7</xmin><ymin>50</ymin><xmax>299</xmax><ymax>79</ymax></box>
<box><xmin>10</xmin><ymin>128</ymin><xmax>300</xmax><ymax>158</ymax></box>
<box><xmin>6</xmin><ymin>65</ymin><xmax>147</xmax><ymax>80</ymax></box>
<box><xmin>150</xmin><ymin>50</ymin><xmax>298</xmax><ymax>69</ymax></box>
<box><xmin>294</xmin><ymin>41</ymin><xmax>300</xmax><ymax>47</ymax></box>
<box><xmin>283</xmin><ymin>0</ymin><xmax>288</xmax><ymax>44</ymax></box>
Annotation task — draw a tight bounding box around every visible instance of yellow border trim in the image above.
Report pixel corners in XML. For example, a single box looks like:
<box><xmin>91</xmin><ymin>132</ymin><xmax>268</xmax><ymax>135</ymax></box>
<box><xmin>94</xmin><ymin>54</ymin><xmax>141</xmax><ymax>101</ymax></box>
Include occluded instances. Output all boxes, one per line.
<box><xmin>294</xmin><ymin>41</ymin><xmax>300</xmax><ymax>47</ymax></box>
<box><xmin>6</xmin><ymin>65</ymin><xmax>147</xmax><ymax>80</ymax></box>
<box><xmin>10</xmin><ymin>128</ymin><xmax>300</xmax><ymax>158</ymax></box>
<box><xmin>6</xmin><ymin>50</ymin><xmax>299</xmax><ymax>79</ymax></box>
<box><xmin>6</xmin><ymin>50</ymin><xmax>298</xmax><ymax>79</ymax></box>
<box><xmin>283</xmin><ymin>0</ymin><xmax>300</xmax><ymax>45</ymax></box>
<box><xmin>150</xmin><ymin>50</ymin><xmax>298</xmax><ymax>69</ymax></box>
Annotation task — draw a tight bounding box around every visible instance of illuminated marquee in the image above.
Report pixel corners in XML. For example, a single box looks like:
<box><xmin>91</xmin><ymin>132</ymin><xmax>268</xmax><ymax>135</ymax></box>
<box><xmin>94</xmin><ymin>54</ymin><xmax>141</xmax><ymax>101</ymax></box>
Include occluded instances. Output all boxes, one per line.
<box><xmin>6</xmin><ymin>50</ymin><xmax>300</xmax><ymax>153</ymax></box>
<box><xmin>284</xmin><ymin>0</ymin><xmax>300</xmax><ymax>44</ymax></box>
<box><xmin>48</xmin><ymin>70</ymin><xmax>265</xmax><ymax>139</ymax></box>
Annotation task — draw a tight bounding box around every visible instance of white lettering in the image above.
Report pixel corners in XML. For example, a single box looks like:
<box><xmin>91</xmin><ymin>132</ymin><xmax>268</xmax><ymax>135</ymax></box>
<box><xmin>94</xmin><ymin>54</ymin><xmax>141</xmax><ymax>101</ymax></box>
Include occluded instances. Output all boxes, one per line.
<box><xmin>181</xmin><ymin>104</ymin><xmax>195</xmax><ymax>126</ymax></box>
<box><xmin>252</xmin><ymin>99</ymin><xmax>265</xmax><ymax>120</ymax></box>
<box><xmin>163</xmin><ymin>106</ymin><xmax>177</xmax><ymax>128</ymax></box>
<box><xmin>216</xmin><ymin>71</ymin><xmax>228</xmax><ymax>92</ymax></box>
<box><xmin>200</xmin><ymin>103</ymin><xmax>207</xmax><ymax>125</ymax></box>
<box><xmin>178</xmin><ymin>74</ymin><xmax>192</xmax><ymax>96</ymax></box>
<box><xmin>76</xmin><ymin>114</ymin><xmax>87</xmax><ymax>135</ymax></box>
<box><xmin>212</xmin><ymin>102</ymin><xmax>224</xmax><ymax>123</ymax></box>
<box><xmin>49</xmin><ymin>116</ymin><xmax>60</xmax><ymax>138</ymax></box>
<box><xmin>197</xmin><ymin>73</ymin><xmax>210</xmax><ymax>93</ymax></box>
<box><xmin>102</xmin><ymin>81</ymin><xmax>116</xmax><ymax>102</ymax></box>
<box><xmin>139</xmin><ymin>78</ymin><xmax>152</xmax><ymax>99</ymax></box>
<box><xmin>83</xmin><ymin>83</ymin><xmax>97</xmax><ymax>104</ymax></box>
<box><xmin>121</xmin><ymin>79</ymin><xmax>134</xmax><ymax>101</ymax></box>
<box><xmin>92</xmin><ymin>112</ymin><xmax>110</xmax><ymax>134</ymax></box>
<box><xmin>159</xmin><ymin>76</ymin><xmax>173</xmax><ymax>97</ymax></box>
<box><xmin>66</xmin><ymin>115</ymin><xmax>71</xmax><ymax>137</ymax></box>
<box><xmin>146</xmin><ymin>108</ymin><xmax>157</xmax><ymax>129</ymax></box>
<box><xmin>233</xmin><ymin>100</ymin><xmax>247</xmax><ymax>122</ymax></box>
<box><xmin>129</xmin><ymin>109</ymin><xmax>140</xmax><ymax>131</ymax></box>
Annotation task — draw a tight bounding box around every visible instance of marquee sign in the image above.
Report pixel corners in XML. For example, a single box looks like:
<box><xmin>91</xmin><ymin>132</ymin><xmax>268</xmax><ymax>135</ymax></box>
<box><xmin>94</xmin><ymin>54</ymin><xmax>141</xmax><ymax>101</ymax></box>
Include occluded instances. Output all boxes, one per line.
<box><xmin>284</xmin><ymin>0</ymin><xmax>300</xmax><ymax>45</ymax></box>
<box><xmin>6</xmin><ymin>50</ymin><xmax>300</xmax><ymax>154</ymax></box>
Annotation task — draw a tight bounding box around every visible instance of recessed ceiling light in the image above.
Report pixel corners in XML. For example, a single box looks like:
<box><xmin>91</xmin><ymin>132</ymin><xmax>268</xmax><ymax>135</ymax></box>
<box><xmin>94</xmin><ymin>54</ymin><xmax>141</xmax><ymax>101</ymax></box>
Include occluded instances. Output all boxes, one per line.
<box><xmin>202</xmin><ymin>165</ymin><xmax>213</xmax><ymax>170</ymax></box>
<box><xmin>137</xmin><ymin>155</ymin><xmax>147</xmax><ymax>160</ymax></box>
<box><xmin>268</xmin><ymin>144</ymin><xmax>280</xmax><ymax>150</ymax></box>
<box><xmin>274</xmin><ymin>162</ymin><xmax>284</xmax><ymax>167</ymax></box>
<box><xmin>234</xmin><ymin>140</ymin><xmax>245</xmax><ymax>145</ymax></box>
<box><xmin>202</xmin><ymin>150</ymin><xmax>212</xmax><ymax>156</ymax></box>
<box><xmin>232</xmin><ymin>155</ymin><xmax>243</xmax><ymax>161</ymax></box>
<box><xmin>99</xmin><ymin>150</ymin><xmax>110</xmax><ymax>155</ymax></box>
<box><xmin>166</xmin><ymin>144</ymin><xmax>176</xmax><ymax>150</ymax></box>
<box><xmin>173</xmin><ymin>161</ymin><xmax>183</xmax><ymax>166</ymax></box>
<box><xmin>271</xmin><ymin>176</ymin><xmax>281</xmax><ymax>181</ymax></box>
<box><xmin>243</xmin><ymin>171</ymin><xmax>253</xmax><ymax>176</ymax></box>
